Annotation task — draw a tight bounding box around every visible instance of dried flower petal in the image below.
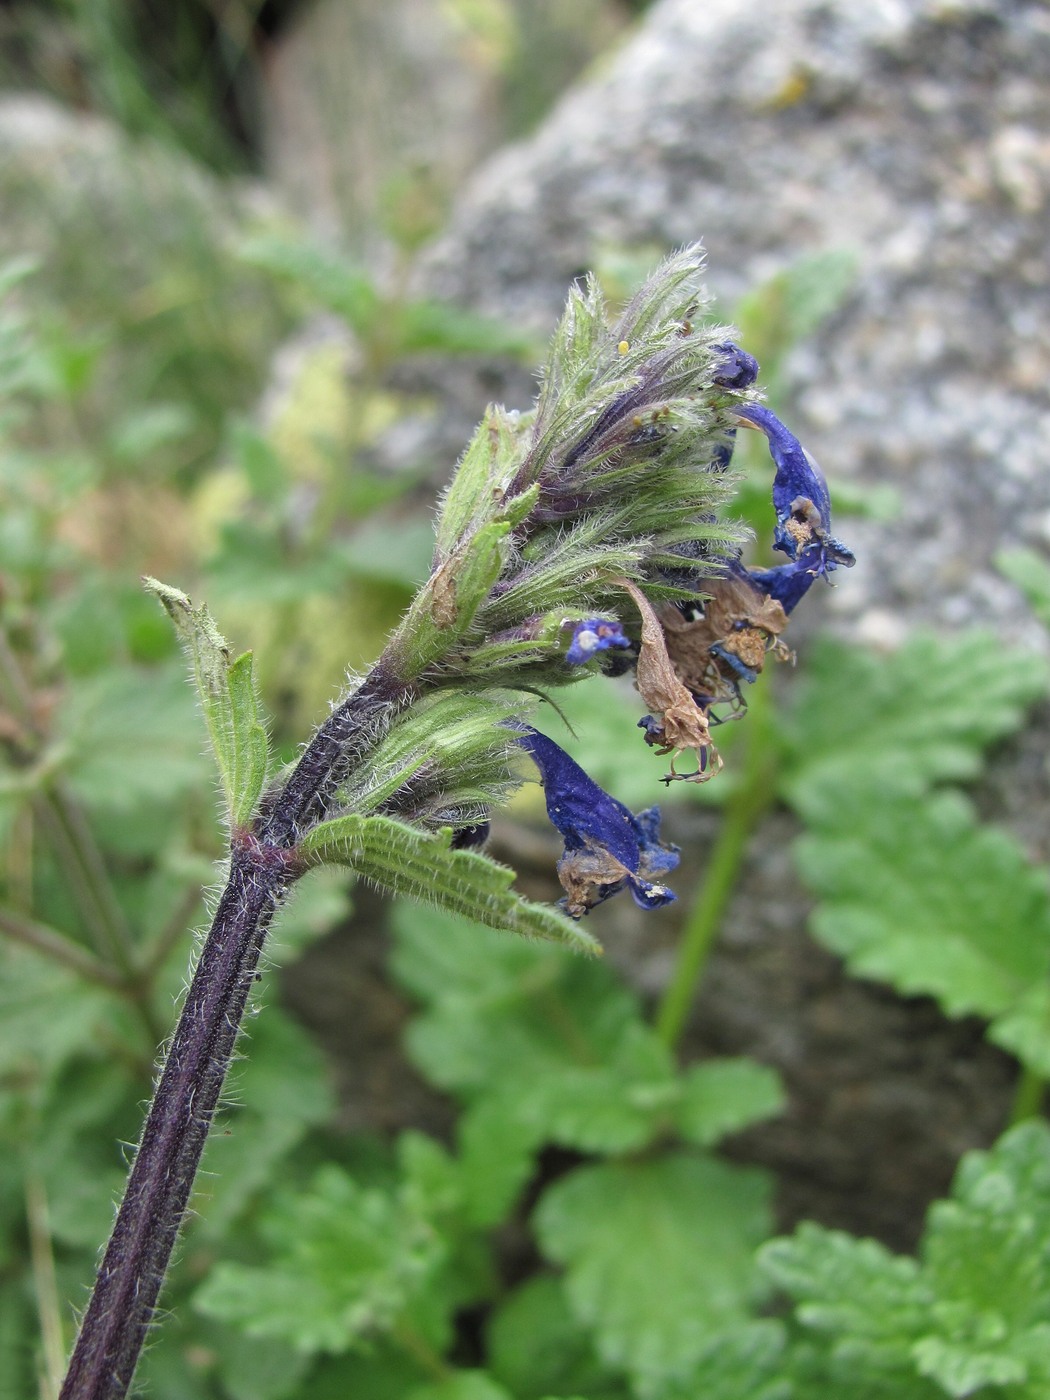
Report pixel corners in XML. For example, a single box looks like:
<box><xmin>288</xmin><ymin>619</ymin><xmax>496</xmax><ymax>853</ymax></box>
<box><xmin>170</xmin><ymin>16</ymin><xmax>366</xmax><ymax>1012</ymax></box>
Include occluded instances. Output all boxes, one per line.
<box><xmin>516</xmin><ymin>727</ymin><xmax>679</xmax><ymax>918</ymax></box>
<box><xmin>659</xmin><ymin>566</ymin><xmax>792</xmax><ymax>710</ymax></box>
<box><xmin>617</xmin><ymin>578</ymin><xmax>720</xmax><ymax>782</ymax></box>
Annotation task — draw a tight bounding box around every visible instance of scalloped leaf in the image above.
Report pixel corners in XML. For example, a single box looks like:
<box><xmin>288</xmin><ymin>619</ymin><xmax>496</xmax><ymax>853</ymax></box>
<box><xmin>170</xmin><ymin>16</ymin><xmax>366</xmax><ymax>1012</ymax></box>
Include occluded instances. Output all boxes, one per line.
<box><xmin>298</xmin><ymin>814</ymin><xmax>598</xmax><ymax>955</ymax></box>
<box><xmin>796</xmin><ymin>791</ymin><xmax>1050</xmax><ymax>1042</ymax></box>
<box><xmin>144</xmin><ymin>578</ymin><xmax>269</xmax><ymax>827</ymax></box>
<box><xmin>534</xmin><ymin>1152</ymin><xmax>773</xmax><ymax>1393</ymax></box>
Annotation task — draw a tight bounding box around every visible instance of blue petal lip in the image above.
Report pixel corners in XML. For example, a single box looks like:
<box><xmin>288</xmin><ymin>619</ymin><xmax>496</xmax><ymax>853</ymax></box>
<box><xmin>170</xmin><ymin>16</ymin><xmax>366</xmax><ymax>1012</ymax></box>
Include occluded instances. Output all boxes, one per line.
<box><xmin>734</xmin><ymin>402</ymin><xmax>833</xmax><ymax>550</ymax></box>
<box><xmin>711</xmin><ymin>341</ymin><xmax>760</xmax><ymax>390</ymax></box>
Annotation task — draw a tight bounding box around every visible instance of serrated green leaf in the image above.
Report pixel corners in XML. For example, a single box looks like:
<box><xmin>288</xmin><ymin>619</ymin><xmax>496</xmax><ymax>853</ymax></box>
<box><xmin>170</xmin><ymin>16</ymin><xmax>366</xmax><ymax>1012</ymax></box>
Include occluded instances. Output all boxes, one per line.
<box><xmin>298</xmin><ymin>814</ymin><xmax>598</xmax><ymax>955</ymax></box>
<box><xmin>796</xmin><ymin>790</ymin><xmax>1050</xmax><ymax>1031</ymax></box>
<box><xmin>924</xmin><ymin>1123</ymin><xmax>1050</xmax><ymax>1331</ymax></box>
<box><xmin>507</xmin><ymin>1021</ymin><xmax>677</xmax><ymax>1155</ymax></box>
<box><xmin>144</xmin><ymin>578</ymin><xmax>270</xmax><ymax>826</ymax></box>
<box><xmin>193</xmin><ymin>1163</ymin><xmax>445</xmax><ymax>1354</ymax></box>
<box><xmin>675</xmin><ymin>1059</ymin><xmax>785</xmax><ymax>1147</ymax></box>
<box><xmin>781</xmin><ymin>634</ymin><xmax>1049</xmax><ymax>823</ymax></box>
<box><xmin>763</xmin><ymin>1123</ymin><xmax>1050</xmax><ymax>1400</ymax></box>
<box><xmin>534</xmin><ymin>1152</ymin><xmax>773</xmax><ymax>1393</ymax></box>
<box><xmin>760</xmin><ymin>1223</ymin><xmax>928</xmax><ymax>1343</ymax></box>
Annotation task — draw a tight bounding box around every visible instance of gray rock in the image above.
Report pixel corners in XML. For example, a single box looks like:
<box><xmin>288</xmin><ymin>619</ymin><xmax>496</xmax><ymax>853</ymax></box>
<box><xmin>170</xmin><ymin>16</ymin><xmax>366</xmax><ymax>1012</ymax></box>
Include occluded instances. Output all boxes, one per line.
<box><xmin>415</xmin><ymin>0</ymin><xmax>1050</xmax><ymax>650</ymax></box>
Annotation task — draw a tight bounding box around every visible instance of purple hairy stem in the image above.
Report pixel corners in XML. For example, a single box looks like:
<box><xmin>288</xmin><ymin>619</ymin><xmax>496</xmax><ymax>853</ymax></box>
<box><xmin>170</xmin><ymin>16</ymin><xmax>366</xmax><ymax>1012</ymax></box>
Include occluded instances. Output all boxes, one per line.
<box><xmin>59</xmin><ymin>845</ymin><xmax>286</xmax><ymax>1400</ymax></box>
<box><xmin>60</xmin><ymin>659</ymin><xmax>418</xmax><ymax>1400</ymax></box>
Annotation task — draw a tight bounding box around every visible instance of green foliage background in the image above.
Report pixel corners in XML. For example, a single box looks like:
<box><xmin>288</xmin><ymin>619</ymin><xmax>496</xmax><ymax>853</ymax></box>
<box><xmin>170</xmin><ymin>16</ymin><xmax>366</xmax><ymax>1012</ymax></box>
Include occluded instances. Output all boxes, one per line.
<box><xmin>3</xmin><ymin>17</ymin><xmax>1050</xmax><ymax>1398</ymax></box>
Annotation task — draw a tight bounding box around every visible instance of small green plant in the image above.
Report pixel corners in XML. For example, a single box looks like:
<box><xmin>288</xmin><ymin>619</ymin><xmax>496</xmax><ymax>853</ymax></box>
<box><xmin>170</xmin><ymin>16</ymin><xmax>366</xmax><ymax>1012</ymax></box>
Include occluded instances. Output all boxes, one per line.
<box><xmin>39</xmin><ymin>244</ymin><xmax>856</xmax><ymax>1398</ymax></box>
<box><xmin>4</xmin><ymin>231</ymin><xmax>1050</xmax><ymax>1400</ymax></box>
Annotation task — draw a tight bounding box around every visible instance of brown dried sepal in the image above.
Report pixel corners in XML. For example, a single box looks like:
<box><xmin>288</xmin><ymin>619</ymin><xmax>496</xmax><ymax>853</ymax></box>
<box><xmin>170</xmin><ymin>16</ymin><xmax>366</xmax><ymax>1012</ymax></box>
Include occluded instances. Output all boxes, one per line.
<box><xmin>783</xmin><ymin>496</ymin><xmax>823</xmax><ymax>553</ymax></box>
<box><xmin>616</xmin><ymin>578</ymin><xmax>719</xmax><ymax>782</ymax></box>
<box><xmin>430</xmin><ymin>557</ymin><xmax>459</xmax><ymax>628</ymax></box>
<box><xmin>557</xmin><ymin>844</ymin><xmax>633</xmax><ymax>918</ymax></box>
<box><xmin>658</xmin><ymin>572</ymin><xmax>792</xmax><ymax>709</ymax></box>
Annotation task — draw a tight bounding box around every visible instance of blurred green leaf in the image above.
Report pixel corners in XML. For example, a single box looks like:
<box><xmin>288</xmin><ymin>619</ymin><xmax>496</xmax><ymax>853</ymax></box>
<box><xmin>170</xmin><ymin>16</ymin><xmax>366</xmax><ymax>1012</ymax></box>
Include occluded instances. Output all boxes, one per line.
<box><xmin>535</xmin><ymin>1152</ymin><xmax>773</xmax><ymax>1394</ymax></box>
<box><xmin>675</xmin><ymin>1058</ymin><xmax>785</xmax><ymax>1148</ymax></box>
<box><xmin>762</xmin><ymin>1122</ymin><xmax>1050</xmax><ymax>1399</ymax></box>
<box><xmin>338</xmin><ymin>517</ymin><xmax>437</xmax><ymax>590</ymax></box>
<box><xmin>108</xmin><ymin>402</ymin><xmax>197</xmax><ymax>464</ymax></box>
<box><xmin>487</xmin><ymin>1273</ymin><xmax>628</xmax><ymax>1400</ymax></box>
<box><xmin>797</xmin><ymin>790</ymin><xmax>1050</xmax><ymax>1049</ymax></box>
<box><xmin>781</xmin><ymin>633</ymin><xmax>1049</xmax><ymax>823</ymax></box>
<box><xmin>0</xmin><ymin>946</ymin><xmax>115</xmax><ymax>1089</ymax></box>
<box><xmin>998</xmin><ymin>547</ymin><xmax>1050</xmax><ymax>629</ymax></box>
<box><xmin>391</xmin><ymin>901</ymin><xmax>635</xmax><ymax>1095</ymax></box>
<box><xmin>194</xmin><ymin>1161</ymin><xmax>445</xmax><ymax>1353</ymax></box>
<box><xmin>59</xmin><ymin>660</ymin><xmax>211</xmax><ymax>813</ymax></box>
<box><xmin>733</xmin><ymin>249</ymin><xmax>858</xmax><ymax>387</ymax></box>
<box><xmin>409</xmin><ymin>1373</ymin><xmax>513</xmax><ymax>1400</ymax></box>
<box><xmin>267</xmin><ymin>867</ymin><xmax>353</xmax><ymax>963</ymax></box>
<box><xmin>0</xmin><ymin>1281</ymin><xmax>34</xmax><ymax>1400</ymax></box>
<box><xmin>238</xmin><ymin>235</ymin><xmax>382</xmax><ymax>335</ymax></box>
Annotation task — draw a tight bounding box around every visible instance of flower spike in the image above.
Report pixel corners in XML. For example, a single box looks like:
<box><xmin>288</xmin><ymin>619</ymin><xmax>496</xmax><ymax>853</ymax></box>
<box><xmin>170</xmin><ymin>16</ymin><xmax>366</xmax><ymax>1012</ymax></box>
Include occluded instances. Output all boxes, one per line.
<box><xmin>516</xmin><ymin>727</ymin><xmax>679</xmax><ymax>918</ymax></box>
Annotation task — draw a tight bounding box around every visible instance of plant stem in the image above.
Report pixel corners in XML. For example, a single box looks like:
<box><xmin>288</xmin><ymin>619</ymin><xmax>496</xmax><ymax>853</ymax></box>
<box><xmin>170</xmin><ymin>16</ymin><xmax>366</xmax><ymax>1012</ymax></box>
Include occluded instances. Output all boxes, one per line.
<box><xmin>59</xmin><ymin>663</ymin><xmax>415</xmax><ymax>1400</ymax></box>
<box><xmin>655</xmin><ymin>675</ymin><xmax>777</xmax><ymax>1051</ymax></box>
<box><xmin>25</xmin><ymin>1170</ymin><xmax>65</xmax><ymax>1400</ymax></box>
<box><xmin>58</xmin><ymin>843</ymin><xmax>287</xmax><ymax>1400</ymax></box>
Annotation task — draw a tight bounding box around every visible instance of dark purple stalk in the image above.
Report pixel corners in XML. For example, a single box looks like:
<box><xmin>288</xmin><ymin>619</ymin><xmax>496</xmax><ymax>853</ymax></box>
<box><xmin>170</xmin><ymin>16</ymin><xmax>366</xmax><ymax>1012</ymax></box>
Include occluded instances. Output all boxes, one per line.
<box><xmin>59</xmin><ymin>663</ymin><xmax>415</xmax><ymax>1400</ymax></box>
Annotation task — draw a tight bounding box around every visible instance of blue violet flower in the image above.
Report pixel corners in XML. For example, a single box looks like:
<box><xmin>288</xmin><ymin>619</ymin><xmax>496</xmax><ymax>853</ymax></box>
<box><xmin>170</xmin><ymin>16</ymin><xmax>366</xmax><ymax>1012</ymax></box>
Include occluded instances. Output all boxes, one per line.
<box><xmin>516</xmin><ymin>727</ymin><xmax>679</xmax><ymax>918</ymax></box>
<box><xmin>564</xmin><ymin>617</ymin><xmax>632</xmax><ymax>666</ymax></box>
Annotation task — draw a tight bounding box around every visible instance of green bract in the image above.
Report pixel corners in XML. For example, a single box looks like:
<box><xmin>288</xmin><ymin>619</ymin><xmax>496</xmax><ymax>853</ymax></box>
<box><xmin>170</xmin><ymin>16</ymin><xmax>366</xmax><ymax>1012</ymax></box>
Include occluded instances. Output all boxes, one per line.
<box><xmin>143</xmin><ymin>578</ymin><xmax>270</xmax><ymax>829</ymax></box>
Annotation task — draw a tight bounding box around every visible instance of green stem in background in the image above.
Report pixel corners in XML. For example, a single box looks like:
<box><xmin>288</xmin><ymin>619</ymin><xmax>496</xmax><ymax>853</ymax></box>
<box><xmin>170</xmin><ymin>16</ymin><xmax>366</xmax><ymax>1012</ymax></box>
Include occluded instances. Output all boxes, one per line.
<box><xmin>25</xmin><ymin>1170</ymin><xmax>65</xmax><ymax>1400</ymax></box>
<box><xmin>655</xmin><ymin>673</ymin><xmax>779</xmax><ymax>1052</ymax></box>
<box><xmin>391</xmin><ymin>1323</ymin><xmax>455</xmax><ymax>1383</ymax></box>
<box><xmin>0</xmin><ymin>905</ymin><xmax>124</xmax><ymax>990</ymax></box>
<box><xmin>1009</xmin><ymin>1063</ymin><xmax>1046</xmax><ymax>1125</ymax></box>
<box><xmin>33</xmin><ymin>794</ymin><xmax>163</xmax><ymax>1047</ymax></box>
<box><xmin>0</xmin><ymin>621</ymin><xmax>163</xmax><ymax>1043</ymax></box>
